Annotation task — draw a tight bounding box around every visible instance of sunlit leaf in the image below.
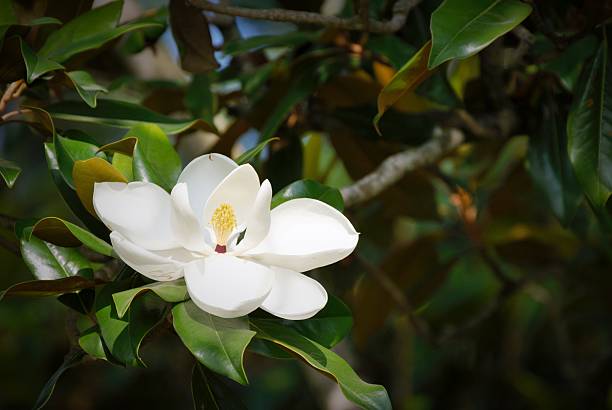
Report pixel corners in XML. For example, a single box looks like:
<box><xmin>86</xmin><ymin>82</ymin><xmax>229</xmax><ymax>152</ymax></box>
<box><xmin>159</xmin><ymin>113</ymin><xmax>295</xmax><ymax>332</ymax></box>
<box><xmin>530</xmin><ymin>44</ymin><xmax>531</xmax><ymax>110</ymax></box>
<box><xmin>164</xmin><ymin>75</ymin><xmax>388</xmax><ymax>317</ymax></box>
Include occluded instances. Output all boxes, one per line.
<box><xmin>32</xmin><ymin>216</ymin><xmax>113</xmax><ymax>256</ymax></box>
<box><xmin>0</xmin><ymin>157</ymin><xmax>21</xmax><ymax>188</ymax></box>
<box><xmin>113</xmin><ymin>279</ymin><xmax>188</xmax><ymax>318</ymax></box>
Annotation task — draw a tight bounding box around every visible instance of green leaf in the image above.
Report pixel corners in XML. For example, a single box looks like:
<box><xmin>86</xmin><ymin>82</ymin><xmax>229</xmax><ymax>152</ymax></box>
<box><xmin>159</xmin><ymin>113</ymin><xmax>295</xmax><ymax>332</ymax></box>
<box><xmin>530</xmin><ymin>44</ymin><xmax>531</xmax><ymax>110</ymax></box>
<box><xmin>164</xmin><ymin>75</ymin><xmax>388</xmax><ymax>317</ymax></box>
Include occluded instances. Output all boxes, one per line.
<box><xmin>289</xmin><ymin>295</ymin><xmax>353</xmax><ymax>348</ymax></box>
<box><xmin>19</xmin><ymin>37</ymin><xmax>64</xmax><ymax>83</ymax></box>
<box><xmin>20</xmin><ymin>234</ymin><xmax>94</xmax><ymax>280</ymax></box>
<box><xmin>271</xmin><ymin>179</ymin><xmax>344</xmax><ymax>211</ymax></box>
<box><xmin>223</xmin><ymin>31</ymin><xmax>318</xmax><ymax>56</ymax></box>
<box><xmin>113</xmin><ymin>279</ymin><xmax>188</xmax><ymax>318</ymax></box>
<box><xmin>65</xmin><ymin>70</ymin><xmax>108</xmax><ymax>108</ymax></box>
<box><xmin>0</xmin><ymin>276</ymin><xmax>96</xmax><ymax>302</ymax></box>
<box><xmin>38</xmin><ymin>0</ymin><xmax>161</xmax><ymax>63</ymax></box>
<box><xmin>99</xmin><ymin>124</ymin><xmax>182</xmax><ymax>191</ymax></box>
<box><xmin>55</xmin><ymin>134</ymin><xmax>103</xmax><ymax>188</ymax></box>
<box><xmin>192</xmin><ymin>363</ymin><xmax>247</xmax><ymax>410</ymax></box>
<box><xmin>73</xmin><ymin>156</ymin><xmax>128</xmax><ymax>216</ymax></box>
<box><xmin>111</xmin><ymin>152</ymin><xmax>134</xmax><ymax>181</ymax></box>
<box><xmin>0</xmin><ymin>1</ymin><xmax>61</xmax><ymax>44</ymax></box>
<box><xmin>528</xmin><ymin>101</ymin><xmax>583</xmax><ymax>225</ymax></box>
<box><xmin>366</xmin><ymin>35</ymin><xmax>417</xmax><ymax>69</ymax></box>
<box><xmin>0</xmin><ymin>157</ymin><xmax>21</xmax><ymax>188</ymax></box>
<box><xmin>78</xmin><ymin>326</ymin><xmax>108</xmax><ymax>360</ymax></box>
<box><xmin>47</xmin><ymin>99</ymin><xmax>215</xmax><ymax>138</ymax></box>
<box><xmin>236</xmin><ymin>137</ymin><xmax>278</xmax><ymax>165</ymax></box>
<box><xmin>95</xmin><ymin>281</ymin><xmax>166</xmax><ymax>367</ymax></box>
<box><xmin>172</xmin><ymin>301</ymin><xmax>256</xmax><ymax>385</ymax></box>
<box><xmin>567</xmin><ymin>32</ymin><xmax>612</xmax><ymax>207</ymax></box>
<box><xmin>33</xmin><ymin>349</ymin><xmax>86</xmax><ymax>410</ymax></box>
<box><xmin>251</xmin><ymin>320</ymin><xmax>391</xmax><ymax>410</ymax></box>
<box><xmin>44</xmin><ymin>143</ymin><xmax>110</xmax><ymax>238</ymax></box>
<box><xmin>374</xmin><ymin>41</ymin><xmax>433</xmax><ymax>133</ymax></box>
<box><xmin>185</xmin><ymin>74</ymin><xmax>216</xmax><ymax>124</ymax></box>
<box><xmin>428</xmin><ymin>0</ymin><xmax>532</xmax><ymax>69</ymax></box>
<box><xmin>31</xmin><ymin>216</ymin><xmax>113</xmax><ymax>256</ymax></box>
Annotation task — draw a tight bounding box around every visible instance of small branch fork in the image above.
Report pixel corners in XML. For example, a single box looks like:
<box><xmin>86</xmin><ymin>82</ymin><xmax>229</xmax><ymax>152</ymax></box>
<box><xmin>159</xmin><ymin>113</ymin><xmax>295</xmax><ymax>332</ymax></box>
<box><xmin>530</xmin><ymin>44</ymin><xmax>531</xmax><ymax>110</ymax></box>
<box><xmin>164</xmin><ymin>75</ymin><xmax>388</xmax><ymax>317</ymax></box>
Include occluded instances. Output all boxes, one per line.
<box><xmin>188</xmin><ymin>0</ymin><xmax>421</xmax><ymax>33</ymax></box>
<box><xmin>0</xmin><ymin>80</ymin><xmax>26</xmax><ymax>114</ymax></box>
<box><xmin>340</xmin><ymin>128</ymin><xmax>464</xmax><ymax>207</ymax></box>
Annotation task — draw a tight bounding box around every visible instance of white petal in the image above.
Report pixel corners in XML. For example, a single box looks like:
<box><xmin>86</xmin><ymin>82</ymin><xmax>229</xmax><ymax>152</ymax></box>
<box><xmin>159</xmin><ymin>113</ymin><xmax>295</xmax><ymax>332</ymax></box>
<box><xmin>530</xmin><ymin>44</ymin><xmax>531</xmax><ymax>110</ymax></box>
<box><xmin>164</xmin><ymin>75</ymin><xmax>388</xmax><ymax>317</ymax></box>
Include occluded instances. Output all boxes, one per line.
<box><xmin>261</xmin><ymin>268</ymin><xmax>328</xmax><ymax>320</ymax></box>
<box><xmin>177</xmin><ymin>153</ymin><xmax>238</xmax><ymax>225</ymax></box>
<box><xmin>171</xmin><ymin>183</ymin><xmax>213</xmax><ymax>254</ymax></box>
<box><xmin>93</xmin><ymin>182</ymin><xmax>179</xmax><ymax>250</ymax></box>
<box><xmin>202</xmin><ymin>164</ymin><xmax>260</xmax><ymax>227</ymax></box>
<box><xmin>184</xmin><ymin>255</ymin><xmax>274</xmax><ymax>318</ymax></box>
<box><xmin>110</xmin><ymin>231</ymin><xmax>195</xmax><ymax>281</ymax></box>
<box><xmin>245</xmin><ymin>198</ymin><xmax>359</xmax><ymax>272</ymax></box>
<box><xmin>233</xmin><ymin>179</ymin><xmax>272</xmax><ymax>254</ymax></box>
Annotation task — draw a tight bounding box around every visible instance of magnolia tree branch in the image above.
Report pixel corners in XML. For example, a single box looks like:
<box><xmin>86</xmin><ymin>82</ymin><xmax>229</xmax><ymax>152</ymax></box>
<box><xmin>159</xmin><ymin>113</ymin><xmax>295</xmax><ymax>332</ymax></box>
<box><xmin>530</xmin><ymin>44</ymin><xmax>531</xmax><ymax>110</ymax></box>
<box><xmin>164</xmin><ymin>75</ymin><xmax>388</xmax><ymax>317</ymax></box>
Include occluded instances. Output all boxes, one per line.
<box><xmin>341</xmin><ymin>128</ymin><xmax>464</xmax><ymax>207</ymax></box>
<box><xmin>188</xmin><ymin>0</ymin><xmax>420</xmax><ymax>33</ymax></box>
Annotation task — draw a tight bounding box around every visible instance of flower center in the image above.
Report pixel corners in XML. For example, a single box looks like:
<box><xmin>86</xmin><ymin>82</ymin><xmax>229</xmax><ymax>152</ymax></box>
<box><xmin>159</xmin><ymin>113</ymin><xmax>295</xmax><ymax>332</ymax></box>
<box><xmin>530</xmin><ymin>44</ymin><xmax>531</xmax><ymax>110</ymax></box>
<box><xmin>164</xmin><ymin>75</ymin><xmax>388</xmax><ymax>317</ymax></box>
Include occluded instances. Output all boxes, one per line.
<box><xmin>210</xmin><ymin>203</ymin><xmax>236</xmax><ymax>253</ymax></box>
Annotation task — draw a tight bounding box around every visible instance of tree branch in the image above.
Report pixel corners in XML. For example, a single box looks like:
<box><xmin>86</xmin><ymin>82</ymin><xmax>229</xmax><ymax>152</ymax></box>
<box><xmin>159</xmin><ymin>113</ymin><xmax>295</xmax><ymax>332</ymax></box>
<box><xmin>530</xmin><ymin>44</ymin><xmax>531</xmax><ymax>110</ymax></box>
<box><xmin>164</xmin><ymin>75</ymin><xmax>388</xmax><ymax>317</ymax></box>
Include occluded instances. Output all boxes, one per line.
<box><xmin>188</xmin><ymin>0</ymin><xmax>421</xmax><ymax>33</ymax></box>
<box><xmin>340</xmin><ymin>128</ymin><xmax>464</xmax><ymax>207</ymax></box>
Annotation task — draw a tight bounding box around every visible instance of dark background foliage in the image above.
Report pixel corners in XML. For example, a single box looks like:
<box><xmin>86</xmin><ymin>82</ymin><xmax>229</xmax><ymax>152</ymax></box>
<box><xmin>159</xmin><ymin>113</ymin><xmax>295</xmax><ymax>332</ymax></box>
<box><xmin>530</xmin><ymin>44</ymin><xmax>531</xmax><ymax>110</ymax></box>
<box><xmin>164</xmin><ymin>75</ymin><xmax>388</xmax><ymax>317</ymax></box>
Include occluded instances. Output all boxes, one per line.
<box><xmin>1</xmin><ymin>0</ymin><xmax>612</xmax><ymax>409</ymax></box>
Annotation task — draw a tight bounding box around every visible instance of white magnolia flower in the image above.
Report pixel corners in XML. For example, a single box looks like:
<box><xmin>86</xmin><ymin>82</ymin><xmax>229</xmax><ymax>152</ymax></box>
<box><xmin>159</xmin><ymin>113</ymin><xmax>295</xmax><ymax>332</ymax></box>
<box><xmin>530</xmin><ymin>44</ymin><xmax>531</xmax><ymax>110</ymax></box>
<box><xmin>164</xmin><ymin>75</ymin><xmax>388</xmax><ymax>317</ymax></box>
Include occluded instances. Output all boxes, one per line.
<box><xmin>93</xmin><ymin>153</ymin><xmax>358</xmax><ymax>319</ymax></box>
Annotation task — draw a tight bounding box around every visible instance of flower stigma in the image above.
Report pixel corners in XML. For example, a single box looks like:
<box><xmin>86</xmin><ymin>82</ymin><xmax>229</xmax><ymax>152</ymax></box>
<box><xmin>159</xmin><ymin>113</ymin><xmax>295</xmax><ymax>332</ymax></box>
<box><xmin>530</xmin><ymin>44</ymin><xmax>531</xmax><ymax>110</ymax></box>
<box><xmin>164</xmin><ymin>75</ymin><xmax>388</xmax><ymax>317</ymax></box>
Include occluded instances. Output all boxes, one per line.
<box><xmin>210</xmin><ymin>203</ymin><xmax>237</xmax><ymax>253</ymax></box>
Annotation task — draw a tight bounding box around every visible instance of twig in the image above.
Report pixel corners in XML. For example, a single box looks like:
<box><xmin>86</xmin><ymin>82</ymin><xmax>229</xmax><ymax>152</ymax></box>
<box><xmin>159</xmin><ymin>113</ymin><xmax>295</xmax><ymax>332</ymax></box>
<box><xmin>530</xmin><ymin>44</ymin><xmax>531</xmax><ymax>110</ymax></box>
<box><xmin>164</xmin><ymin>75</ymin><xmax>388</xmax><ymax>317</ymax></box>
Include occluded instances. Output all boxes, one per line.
<box><xmin>188</xmin><ymin>0</ymin><xmax>421</xmax><ymax>33</ymax></box>
<box><xmin>340</xmin><ymin>127</ymin><xmax>464</xmax><ymax>207</ymax></box>
<box><xmin>0</xmin><ymin>80</ymin><xmax>26</xmax><ymax>114</ymax></box>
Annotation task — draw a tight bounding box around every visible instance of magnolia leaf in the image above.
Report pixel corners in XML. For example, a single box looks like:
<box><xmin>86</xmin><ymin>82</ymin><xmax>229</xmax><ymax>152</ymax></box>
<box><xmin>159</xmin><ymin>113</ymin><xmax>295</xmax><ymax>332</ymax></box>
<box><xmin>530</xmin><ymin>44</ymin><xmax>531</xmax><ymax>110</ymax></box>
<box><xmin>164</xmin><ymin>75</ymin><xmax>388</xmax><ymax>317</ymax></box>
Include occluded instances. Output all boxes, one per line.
<box><xmin>173</xmin><ymin>301</ymin><xmax>255</xmax><ymax>385</ymax></box>
<box><xmin>236</xmin><ymin>138</ymin><xmax>278</xmax><ymax>165</ymax></box>
<box><xmin>98</xmin><ymin>124</ymin><xmax>182</xmax><ymax>191</ymax></box>
<box><xmin>567</xmin><ymin>32</ymin><xmax>612</xmax><ymax>207</ymax></box>
<box><xmin>113</xmin><ymin>279</ymin><xmax>188</xmax><ymax>318</ymax></box>
<box><xmin>169</xmin><ymin>0</ymin><xmax>218</xmax><ymax>73</ymax></box>
<box><xmin>428</xmin><ymin>0</ymin><xmax>532</xmax><ymax>69</ymax></box>
<box><xmin>271</xmin><ymin>179</ymin><xmax>344</xmax><ymax>211</ymax></box>
<box><xmin>374</xmin><ymin>41</ymin><xmax>433</xmax><ymax>133</ymax></box>
<box><xmin>192</xmin><ymin>363</ymin><xmax>247</xmax><ymax>410</ymax></box>
<box><xmin>251</xmin><ymin>319</ymin><xmax>391</xmax><ymax>410</ymax></box>
<box><xmin>73</xmin><ymin>157</ymin><xmax>128</xmax><ymax>216</ymax></box>
<box><xmin>20</xmin><ymin>234</ymin><xmax>94</xmax><ymax>280</ymax></box>
<box><xmin>38</xmin><ymin>0</ymin><xmax>161</xmax><ymax>63</ymax></box>
<box><xmin>55</xmin><ymin>134</ymin><xmax>103</xmax><ymax>188</ymax></box>
<box><xmin>0</xmin><ymin>157</ymin><xmax>21</xmax><ymax>188</ymax></box>
<box><xmin>0</xmin><ymin>276</ymin><xmax>96</xmax><ymax>302</ymax></box>
<box><xmin>32</xmin><ymin>216</ymin><xmax>113</xmax><ymax>256</ymax></box>
<box><xmin>65</xmin><ymin>70</ymin><xmax>108</xmax><ymax>108</ymax></box>
<box><xmin>33</xmin><ymin>349</ymin><xmax>86</xmax><ymax>410</ymax></box>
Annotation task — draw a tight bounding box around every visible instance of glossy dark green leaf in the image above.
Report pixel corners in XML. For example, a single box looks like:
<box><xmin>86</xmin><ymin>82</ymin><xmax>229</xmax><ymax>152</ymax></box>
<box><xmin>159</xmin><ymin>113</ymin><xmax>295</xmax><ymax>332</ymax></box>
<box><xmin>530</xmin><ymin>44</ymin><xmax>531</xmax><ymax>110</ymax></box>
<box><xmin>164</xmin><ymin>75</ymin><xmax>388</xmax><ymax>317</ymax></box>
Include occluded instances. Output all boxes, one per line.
<box><xmin>55</xmin><ymin>134</ymin><xmax>103</xmax><ymax>188</ymax></box>
<box><xmin>20</xmin><ymin>235</ymin><xmax>93</xmax><ymax>280</ymax></box>
<box><xmin>236</xmin><ymin>138</ymin><xmax>278</xmax><ymax>165</ymax></box>
<box><xmin>0</xmin><ymin>157</ymin><xmax>20</xmax><ymax>187</ymax></box>
<box><xmin>44</xmin><ymin>143</ymin><xmax>110</xmax><ymax>238</ymax></box>
<box><xmin>113</xmin><ymin>279</ymin><xmax>188</xmax><ymax>318</ymax></box>
<box><xmin>192</xmin><ymin>363</ymin><xmax>246</xmax><ymax>410</ymax></box>
<box><xmin>528</xmin><ymin>102</ymin><xmax>583</xmax><ymax>225</ymax></box>
<box><xmin>251</xmin><ymin>320</ymin><xmax>391</xmax><ymax>410</ymax></box>
<box><xmin>120</xmin><ymin>7</ymin><xmax>167</xmax><ymax>54</ymax></box>
<box><xmin>374</xmin><ymin>41</ymin><xmax>433</xmax><ymax>133</ymax></box>
<box><xmin>33</xmin><ymin>349</ymin><xmax>86</xmax><ymax>410</ymax></box>
<box><xmin>185</xmin><ymin>74</ymin><xmax>216</xmax><ymax>124</ymax></box>
<box><xmin>567</xmin><ymin>33</ymin><xmax>612</xmax><ymax>207</ymax></box>
<box><xmin>65</xmin><ymin>70</ymin><xmax>108</xmax><ymax>108</ymax></box>
<box><xmin>289</xmin><ymin>295</ymin><xmax>353</xmax><ymax>348</ymax></box>
<box><xmin>58</xmin><ymin>288</ymin><xmax>96</xmax><ymax>314</ymax></box>
<box><xmin>169</xmin><ymin>0</ymin><xmax>218</xmax><ymax>73</ymax></box>
<box><xmin>366</xmin><ymin>35</ymin><xmax>417</xmax><ymax>69</ymax></box>
<box><xmin>32</xmin><ymin>216</ymin><xmax>113</xmax><ymax>256</ymax></box>
<box><xmin>38</xmin><ymin>0</ymin><xmax>161</xmax><ymax>63</ymax></box>
<box><xmin>47</xmin><ymin>99</ymin><xmax>215</xmax><ymax>137</ymax></box>
<box><xmin>99</xmin><ymin>124</ymin><xmax>182</xmax><ymax>191</ymax></box>
<box><xmin>95</xmin><ymin>281</ymin><xmax>165</xmax><ymax>367</ymax></box>
<box><xmin>19</xmin><ymin>37</ymin><xmax>64</xmax><ymax>83</ymax></box>
<box><xmin>172</xmin><ymin>301</ymin><xmax>256</xmax><ymax>385</ymax></box>
<box><xmin>271</xmin><ymin>179</ymin><xmax>344</xmax><ymax>211</ymax></box>
<box><xmin>0</xmin><ymin>276</ymin><xmax>96</xmax><ymax>301</ymax></box>
<box><xmin>223</xmin><ymin>31</ymin><xmax>318</xmax><ymax>56</ymax></box>
<box><xmin>428</xmin><ymin>0</ymin><xmax>532</xmax><ymax>69</ymax></box>
<box><xmin>78</xmin><ymin>325</ymin><xmax>108</xmax><ymax>360</ymax></box>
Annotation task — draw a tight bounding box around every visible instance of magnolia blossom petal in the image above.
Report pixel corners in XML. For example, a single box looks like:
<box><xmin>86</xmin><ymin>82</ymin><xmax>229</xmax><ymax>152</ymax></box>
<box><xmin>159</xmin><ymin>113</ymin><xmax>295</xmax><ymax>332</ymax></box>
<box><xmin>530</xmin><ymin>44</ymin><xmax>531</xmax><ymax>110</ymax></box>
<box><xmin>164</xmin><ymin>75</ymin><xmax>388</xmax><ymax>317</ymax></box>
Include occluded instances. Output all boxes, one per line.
<box><xmin>184</xmin><ymin>255</ymin><xmax>274</xmax><ymax>318</ymax></box>
<box><xmin>171</xmin><ymin>183</ymin><xmax>213</xmax><ymax>254</ymax></box>
<box><xmin>110</xmin><ymin>231</ymin><xmax>194</xmax><ymax>281</ymax></box>
<box><xmin>177</xmin><ymin>154</ymin><xmax>238</xmax><ymax>225</ymax></box>
<box><xmin>93</xmin><ymin>182</ymin><xmax>179</xmax><ymax>250</ymax></box>
<box><xmin>261</xmin><ymin>268</ymin><xmax>327</xmax><ymax>320</ymax></box>
<box><xmin>233</xmin><ymin>179</ymin><xmax>272</xmax><ymax>254</ymax></box>
<box><xmin>245</xmin><ymin>199</ymin><xmax>359</xmax><ymax>272</ymax></box>
<box><xmin>202</xmin><ymin>164</ymin><xmax>260</xmax><ymax>227</ymax></box>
